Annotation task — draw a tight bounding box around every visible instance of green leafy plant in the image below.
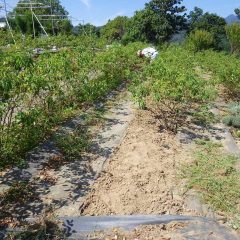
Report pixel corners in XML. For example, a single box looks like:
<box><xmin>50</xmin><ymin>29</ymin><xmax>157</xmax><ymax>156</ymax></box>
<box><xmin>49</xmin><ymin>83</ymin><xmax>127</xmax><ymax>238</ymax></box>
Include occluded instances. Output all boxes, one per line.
<box><xmin>131</xmin><ymin>46</ymin><xmax>216</xmax><ymax>133</ymax></box>
<box><xmin>192</xmin><ymin>104</ymin><xmax>217</xmax><ymax>125</ymax></box>
<box><xmin>54</xmin><ymin>126</ymin><xmax>90</xmax><ymax>161</ymax></box>
<box><xmin>226</xmin><ymin>23</ymin><xmax>240</xmax><ymax>54</ymax></box>
<box><xmin>0</xmin><ymin>38</ymin><xmax>145</xmax><ymax>169</ymax></box>
<box><xmin>187</xmin><ymin>30</ymin><xmax>214</xmax><ymax>52</ymax></box>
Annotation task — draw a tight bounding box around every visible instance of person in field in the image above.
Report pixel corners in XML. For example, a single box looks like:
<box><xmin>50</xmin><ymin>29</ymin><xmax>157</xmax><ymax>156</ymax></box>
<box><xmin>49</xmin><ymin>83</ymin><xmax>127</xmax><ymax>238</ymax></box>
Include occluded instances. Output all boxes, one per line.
<box><xmin>137</xmin><ymin>47</ymin><xmax>159</xmax><ymax>60</ymax></box>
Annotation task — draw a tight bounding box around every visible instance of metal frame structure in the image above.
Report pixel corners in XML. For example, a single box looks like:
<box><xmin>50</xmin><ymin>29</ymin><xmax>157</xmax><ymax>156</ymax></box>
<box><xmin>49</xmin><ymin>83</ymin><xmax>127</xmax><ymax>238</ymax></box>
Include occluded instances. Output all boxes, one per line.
<box><xmin>1</xmin><ymin>0</ymin><xmax>70</xmax><ymax>40</ymax></box>
<box><xmin>1</xmin><ymin>0</ymin><xmax>15</xmax><ymax>43</ymax></box>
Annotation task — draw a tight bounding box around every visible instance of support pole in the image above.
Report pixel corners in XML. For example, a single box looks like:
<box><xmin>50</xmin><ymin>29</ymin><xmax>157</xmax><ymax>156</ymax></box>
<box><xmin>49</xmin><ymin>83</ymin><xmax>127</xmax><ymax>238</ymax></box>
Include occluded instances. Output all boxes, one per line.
<box><xmin>50</xmin><ymin>0</ymin><xmax>55</xmax><ymax>35</ymax></box>
<box><xmin>3</xmin><ymin>0</ymin><xmax>15</xmax><ymax>43</ymax></box>
<box><xmin>30</xmin><ymin>1</ymin><xmax>36</xmax><ymax>38</ymax></box>
<box><xmin>32</xmin><ymin>11</ymin><xmax>49</xmax><ymax>37</ymax></box>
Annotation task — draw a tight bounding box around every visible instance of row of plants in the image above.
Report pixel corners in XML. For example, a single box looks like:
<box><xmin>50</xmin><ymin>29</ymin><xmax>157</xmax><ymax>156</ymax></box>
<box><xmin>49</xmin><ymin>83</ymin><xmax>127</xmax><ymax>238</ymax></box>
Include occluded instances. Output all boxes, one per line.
<box><xmin>130</xmin><ymin>46</ymin><xmax>217</xmax><ymax>132</ymax></box>
<box><xmin>0</xmin><ymin>39</ymin><xmax>146</xmax><ymax>169</ymax></box>
<box><xmin>195</xmin><ymin>49</ymin><xmax>240</xmax><ymax>96</ymax></box>
<box><xmin>129</xmin><ymin>44</ymin><xmax>240</xmax><ymax>133</ymax></box>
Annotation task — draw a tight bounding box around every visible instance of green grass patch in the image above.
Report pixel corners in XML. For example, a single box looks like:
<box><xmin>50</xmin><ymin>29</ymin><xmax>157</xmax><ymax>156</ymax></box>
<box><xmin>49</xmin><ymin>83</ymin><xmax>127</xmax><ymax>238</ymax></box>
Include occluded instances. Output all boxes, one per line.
<box><xmin>182</xmin><ymin>140</ymin><xmax>240</xmax><ymax>228</ymax></box>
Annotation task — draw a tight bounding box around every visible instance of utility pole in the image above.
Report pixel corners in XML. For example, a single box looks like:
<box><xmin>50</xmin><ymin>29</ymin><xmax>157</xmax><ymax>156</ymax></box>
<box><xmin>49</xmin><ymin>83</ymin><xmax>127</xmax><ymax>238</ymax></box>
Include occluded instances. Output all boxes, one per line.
<box><xmin>3</xmin><ymin>0</ymin><xmax>15</xmax><ymax>43</ymax></box>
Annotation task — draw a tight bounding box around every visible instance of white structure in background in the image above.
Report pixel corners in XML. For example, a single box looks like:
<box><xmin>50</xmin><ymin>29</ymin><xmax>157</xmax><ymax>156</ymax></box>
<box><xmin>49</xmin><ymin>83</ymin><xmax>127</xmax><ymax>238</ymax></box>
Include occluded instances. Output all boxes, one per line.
<box><xmin>0</xmin><ymin>22</ymin><xmax>6</xmax><ymax>28</ymax></box>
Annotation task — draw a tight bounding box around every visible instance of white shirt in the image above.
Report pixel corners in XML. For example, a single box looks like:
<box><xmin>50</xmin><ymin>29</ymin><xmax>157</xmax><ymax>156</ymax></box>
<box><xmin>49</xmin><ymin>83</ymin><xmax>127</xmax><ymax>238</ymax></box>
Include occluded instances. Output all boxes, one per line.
<box><xmin>141</xmin><ymin>47</ymin><xmax>159</xmax><ymax>60</ymax></box>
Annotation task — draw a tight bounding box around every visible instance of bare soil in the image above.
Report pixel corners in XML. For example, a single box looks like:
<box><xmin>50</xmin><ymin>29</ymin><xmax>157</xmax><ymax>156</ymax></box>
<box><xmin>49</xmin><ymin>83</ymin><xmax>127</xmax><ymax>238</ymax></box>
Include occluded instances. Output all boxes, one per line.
<box><xmin>81</xmin><ymin>110</ymin><xmax>194</xmax><ymax>216</ymax></box>
<box><xmin>87</xmin><ymin>222</ymin><xmax>187</xmax><ymax>240</ymax></box>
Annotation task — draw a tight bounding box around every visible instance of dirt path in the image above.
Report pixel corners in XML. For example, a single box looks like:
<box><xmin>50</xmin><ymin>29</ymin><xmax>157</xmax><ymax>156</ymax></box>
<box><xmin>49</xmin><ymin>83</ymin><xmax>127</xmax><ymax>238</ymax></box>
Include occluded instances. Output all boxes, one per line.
<box><xmin>81</xmin><ymin>110</ymin><xmax>192</xmax><ymax>216</ymax></box>
<box><xmin>63</xmin><ymin>103</ymin><xmax>240</xmax><ymax>239</ymax></box>
<box><xmin>1</xmin><ymin>86</ymin><xmax>240</xmax><ymax>239</ymax></box>
<box><xmin>79</xmin><ymin>99</ymin><xmax>240</xmax><ymax>221</ymax></box>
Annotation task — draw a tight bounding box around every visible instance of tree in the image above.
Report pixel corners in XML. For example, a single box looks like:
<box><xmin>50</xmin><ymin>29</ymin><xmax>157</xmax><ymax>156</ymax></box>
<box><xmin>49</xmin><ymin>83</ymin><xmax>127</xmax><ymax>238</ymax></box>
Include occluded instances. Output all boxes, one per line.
<box><xmin>9</xmin><ymin>0</ymin><xmax>71</xmax><ymax>36</ymax></box>
<box><xmin>56</xmin><ymin>19</ymin><xmax>73</xmax><ymax>35</ymax></box>
<box><xmin>124</xmin><ymin>0</ymin><xmax>187</xmax><ymax>44</ymax></box>
<box><xmin>101</xmin><ymin>16</ymin><xmax>129</xmax><ymax>42</ymax></box>
<box><xmin>226</xmin><ymin>23</ymin><xmax>240</xmax><ymax>53</ymax></box>
<box><xmin>235</xmin><ymin>8</ymin><xmax>240</xmax><ymax>19</ymax></box>
<box><xmin>187</xmin><ymin>7</ymin><xmax>204</xmax><ymax>32</ymax></box>
<box><xmin>188</xmin><ymin>9</ymin><xmax>227</xmax><ymax>50</ymax></box>
<box><xmin>74</xmin><ymin>23</ymin><xmax>100</xmax><ymax>37</ymax></box>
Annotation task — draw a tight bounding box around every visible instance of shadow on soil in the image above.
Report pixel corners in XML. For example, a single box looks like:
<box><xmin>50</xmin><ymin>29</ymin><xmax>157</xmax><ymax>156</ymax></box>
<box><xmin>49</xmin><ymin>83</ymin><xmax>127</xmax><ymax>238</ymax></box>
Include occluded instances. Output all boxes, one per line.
<box><xmin>0</xmin><ymin>88</ymin><xmax>133</xmax><ymax>233</ymax></box>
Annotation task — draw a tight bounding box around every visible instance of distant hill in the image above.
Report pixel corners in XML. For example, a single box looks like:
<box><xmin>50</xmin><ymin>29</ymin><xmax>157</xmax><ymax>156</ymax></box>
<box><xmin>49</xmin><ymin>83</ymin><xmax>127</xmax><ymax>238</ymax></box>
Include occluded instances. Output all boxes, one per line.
<box><xmin>225</xmin><ymin>14</ymin><xmax>240</xmax><ymax>24</ymax></box>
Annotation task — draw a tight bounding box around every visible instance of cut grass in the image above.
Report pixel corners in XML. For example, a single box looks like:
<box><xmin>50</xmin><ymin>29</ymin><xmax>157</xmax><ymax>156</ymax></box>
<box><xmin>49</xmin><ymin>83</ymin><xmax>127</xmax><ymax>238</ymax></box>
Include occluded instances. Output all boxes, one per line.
<box><xmin>182</xmin><ymin>140</ymin><xmax>240</xmax><ymax>228</ymax></box>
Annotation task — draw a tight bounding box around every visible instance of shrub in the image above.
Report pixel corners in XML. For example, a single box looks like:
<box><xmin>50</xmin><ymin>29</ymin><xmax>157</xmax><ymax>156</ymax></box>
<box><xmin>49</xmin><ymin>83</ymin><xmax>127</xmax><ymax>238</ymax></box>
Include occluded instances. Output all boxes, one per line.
<box><xmin>195</xmin><ymin>50</ymin><xmax>240</xmax><ymax>95</ymax></box>
<box><xmin>187</xmin><ymin>30</ymin><xmax>214</xmax><ymax>52</ymax></box>
<box><xmin>226</xmin><ymin>23</ymin><xmax>240</xmax><ymax>54</ymax></box>
<box><xmin>223</xmin><ymin>103</ymin><xmax>240</xmax><ymax>129</ymax></box>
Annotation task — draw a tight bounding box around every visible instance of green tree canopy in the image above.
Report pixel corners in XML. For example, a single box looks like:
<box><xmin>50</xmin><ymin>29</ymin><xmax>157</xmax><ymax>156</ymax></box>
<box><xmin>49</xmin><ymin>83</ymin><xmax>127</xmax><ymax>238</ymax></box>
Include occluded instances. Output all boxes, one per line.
<box><xmin>187</xmin><ymin>8</ymin><xmax>227</xmax><ymax>50</ymax></box>
<box><xmin>187</xmin><ymin>7</ymin><xmax>204</xmax><ymax>32</ymax></box>
<box><xmin>74</xmin><ymin>23</ymin><xmax>100</xmax><ymax>37</ymax></box>
<box><xmin>101</xmin><ymin>16</ymin><xmax>129</xmax><ymax>42</ymax></box>
<box><xmin>123</xmin><ymin>0</ymin><xmax>187</xmax><ymax>44</ymax></box>
<box><xmin>235</xmin><ymin>8</ymin><xmax>240</xmax><ymax>19</ymax></box>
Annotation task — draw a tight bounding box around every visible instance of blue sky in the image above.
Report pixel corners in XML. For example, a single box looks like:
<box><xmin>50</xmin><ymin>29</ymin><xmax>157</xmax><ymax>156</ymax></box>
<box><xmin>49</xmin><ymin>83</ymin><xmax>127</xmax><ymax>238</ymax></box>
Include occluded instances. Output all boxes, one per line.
<box><xmin>1</xmin><ymin>0</ymin><xmax>240</xmax><ymax>26</ymax></box>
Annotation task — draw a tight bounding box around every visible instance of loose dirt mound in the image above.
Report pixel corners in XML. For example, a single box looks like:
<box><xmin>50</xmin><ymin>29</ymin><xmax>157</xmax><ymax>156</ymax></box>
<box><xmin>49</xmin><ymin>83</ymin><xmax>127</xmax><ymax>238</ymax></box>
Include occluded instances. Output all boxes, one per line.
<box><xmin>81</xmin><ymin>110</ymin><xmax>193</xmax><ymax>216</ymax></box>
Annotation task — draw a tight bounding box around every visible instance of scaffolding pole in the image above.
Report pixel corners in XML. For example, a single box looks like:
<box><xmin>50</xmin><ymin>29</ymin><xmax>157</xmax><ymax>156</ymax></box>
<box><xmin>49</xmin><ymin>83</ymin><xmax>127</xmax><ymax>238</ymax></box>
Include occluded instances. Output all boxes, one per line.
<box><xmin>16</xmin><ymin>0</ymin><xmax>50</xmax><ymax>38</ymax></box>
<box><xmin>30</xmin><ymin>1</ymin><xmax>36</xmax><ymax>38</ymax></box>
<box><xmin>50</xmin><ymin>0</ymin><xmax>55</xmax><ymax>35</ymax></box>
<box><xmin>5</xmin><ymin>0</ymin><xmax>70</xmax><ymax>38</ymax></box>
<box><xmin>32</xmin><ymin>11</ymin><xmax>48</xmax><ymax>37</ymax></box>
<box><xmin>3</xmin><ymin>0</ymin><xmax>15</xmax><ymax>43</ymax></box>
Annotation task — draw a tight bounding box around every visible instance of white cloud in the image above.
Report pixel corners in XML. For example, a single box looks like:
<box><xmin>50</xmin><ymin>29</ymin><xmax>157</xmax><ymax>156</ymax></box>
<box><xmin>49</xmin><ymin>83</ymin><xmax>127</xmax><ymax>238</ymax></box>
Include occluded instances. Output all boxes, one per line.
<box><xmin>109</xmin><ymin>11</ymin><xmax>125</xmax><ymax>20</ymax></box>
<box><xmin>80</xmin><ymin>0</ymin><xmax>90</xmax><ymax>8</ymax></box>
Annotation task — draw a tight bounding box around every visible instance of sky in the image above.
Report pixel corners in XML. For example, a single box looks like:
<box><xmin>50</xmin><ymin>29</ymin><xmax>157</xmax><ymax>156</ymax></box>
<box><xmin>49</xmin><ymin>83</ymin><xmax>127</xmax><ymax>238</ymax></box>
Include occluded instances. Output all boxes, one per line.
<box><xmin>0</xmin><ymin>0</ymin><xmax>240</xmax><ymax>26</ymax></box>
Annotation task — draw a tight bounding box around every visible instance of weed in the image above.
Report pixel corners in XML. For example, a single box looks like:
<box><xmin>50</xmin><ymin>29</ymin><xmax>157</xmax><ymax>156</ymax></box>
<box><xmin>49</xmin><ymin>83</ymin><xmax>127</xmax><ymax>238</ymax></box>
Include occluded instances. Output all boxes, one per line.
<box><xmin>54</xmin><ymin>125</ymin><xmax>91</xmax><ymax>161</ymax></box>
<box><xmin>192</xmin><ymin>104</ymin><xmax>217</xmax><ymax>125</ymax></box>
<box><xmin>182</xmin><ymin>141</ymin><xmax>240</xmax><ymax>228</ymax></box>
<box><xmin>0</xmin><ymin>182</ymin><xmax>37</xmax><ymax>207</ymax></box>
<box><xmin>6</xmin><ymin>217</ymin><xmax>66</xmax><ymax>240</ymax></box>
<box><xmin>222</xmin><ymin>102</ymin><xmax>240</xmax><ymax>129</ymax></box>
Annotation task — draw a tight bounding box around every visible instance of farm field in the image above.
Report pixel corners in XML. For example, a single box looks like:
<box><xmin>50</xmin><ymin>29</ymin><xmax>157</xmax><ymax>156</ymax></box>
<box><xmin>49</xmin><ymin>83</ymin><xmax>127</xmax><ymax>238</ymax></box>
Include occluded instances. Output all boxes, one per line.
<box><xmin>1</xmin><ymin>0</ymin><xmax>240</xmax><ymax>239</ymax></box>
<box><xmin>1</xmin><ymin>38</ymin><xmax>240</xmax><ymax>239</ymax></box>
